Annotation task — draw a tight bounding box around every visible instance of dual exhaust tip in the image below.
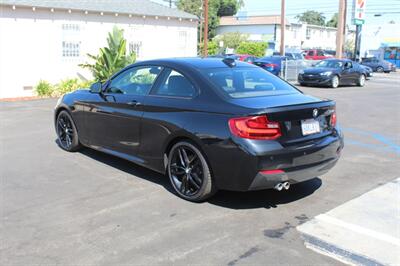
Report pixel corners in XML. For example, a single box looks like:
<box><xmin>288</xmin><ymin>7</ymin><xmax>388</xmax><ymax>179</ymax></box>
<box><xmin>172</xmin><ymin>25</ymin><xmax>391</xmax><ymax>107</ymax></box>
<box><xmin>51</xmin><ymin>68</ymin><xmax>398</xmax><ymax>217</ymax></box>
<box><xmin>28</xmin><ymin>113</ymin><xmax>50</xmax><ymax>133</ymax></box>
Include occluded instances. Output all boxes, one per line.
<box><xmin>274</xmin><ymin>182</ymin><xmax>290</xmax><ymax>191</ymax></box>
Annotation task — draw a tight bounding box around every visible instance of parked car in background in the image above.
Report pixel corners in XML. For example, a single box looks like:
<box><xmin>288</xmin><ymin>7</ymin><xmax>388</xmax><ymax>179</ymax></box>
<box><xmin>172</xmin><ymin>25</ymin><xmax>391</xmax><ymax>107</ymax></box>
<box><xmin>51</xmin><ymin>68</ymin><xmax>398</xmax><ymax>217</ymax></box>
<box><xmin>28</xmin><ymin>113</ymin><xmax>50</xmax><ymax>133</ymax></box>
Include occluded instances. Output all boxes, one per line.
<box><xmin>273</xmin><ymin>52</ymin><xmax>304</xmax><ymax>60</ymax></box>
<box><xmin>358</xmin><ymin>63</ymin><xmax>373</xmax><ymax>78</ymax></box>
<box><xmin>54</xmin><ymin>57</ymin><xmax>343</xmax><ymax>202</ymax></box>
<box><xmin>298</xmin><ymin>59</ymin><xmax>367</xmax><ymax>88</ymax></box>
<box><xmin>253</xmin><ymin>56</ymin><xmax>284</xmax><ymax>76</ymax></box>
<box><xmin>304</xmin><ymin>49</ymin><xmax>333</xmax><ymax>60</ymax></box>
<box><xmin>225</xmin><ymin>54</ymin><xmax>258</xmax><ymax>64</ymax></box>
<box><xmin>361</xmin><ymin>57</ymin><xmax>394</xmax><ymax>73</ymax></box>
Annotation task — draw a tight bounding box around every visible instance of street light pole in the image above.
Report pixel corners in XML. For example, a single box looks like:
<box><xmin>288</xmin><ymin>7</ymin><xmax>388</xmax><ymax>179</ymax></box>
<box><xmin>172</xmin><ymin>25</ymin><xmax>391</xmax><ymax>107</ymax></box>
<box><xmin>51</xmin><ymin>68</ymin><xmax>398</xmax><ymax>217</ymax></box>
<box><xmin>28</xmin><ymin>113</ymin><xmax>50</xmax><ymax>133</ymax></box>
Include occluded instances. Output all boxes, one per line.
<box><xmin>203</xmin><ymin>0</ymin><xmax>209</xmax><ymax>57</ymax></box>
<box><xmin>280</xmin><ymin>0</ymin><xmax>285</xmax><ymax>56</ymax></box>
<box><xmin>336</xmin><ymin>0</ymin><xmax>346</xmax><ymax>59</ymax></box>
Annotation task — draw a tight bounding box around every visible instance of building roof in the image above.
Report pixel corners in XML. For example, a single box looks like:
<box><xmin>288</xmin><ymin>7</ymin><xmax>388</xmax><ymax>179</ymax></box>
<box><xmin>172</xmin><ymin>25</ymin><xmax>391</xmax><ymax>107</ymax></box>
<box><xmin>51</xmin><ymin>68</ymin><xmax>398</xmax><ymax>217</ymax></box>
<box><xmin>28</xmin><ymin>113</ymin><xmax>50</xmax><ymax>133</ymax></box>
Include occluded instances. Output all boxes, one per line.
<box><xmin>0</xmin><ymin>0</ymin><xmax>197</xmax><ymax>20</ymax></box>
<box><xmin>219</xmin><ymin>15</ymin><xmax>289</xmax><ymax>26</ymax></box>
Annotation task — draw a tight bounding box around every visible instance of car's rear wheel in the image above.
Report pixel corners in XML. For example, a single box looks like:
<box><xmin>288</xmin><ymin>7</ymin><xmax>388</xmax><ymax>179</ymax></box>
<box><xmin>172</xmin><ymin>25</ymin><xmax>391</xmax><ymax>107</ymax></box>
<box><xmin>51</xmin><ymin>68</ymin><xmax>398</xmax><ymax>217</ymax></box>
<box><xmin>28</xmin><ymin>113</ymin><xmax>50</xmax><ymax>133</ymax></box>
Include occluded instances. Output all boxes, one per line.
<box><xmin>357</xmin><ymin>74</ymin><xmax>366</xmax><ymax>87</ymax></box>
<box><xmin>168</xmin><ymin>141</ymin><xmax>216</xmax><ymax>202</ymax></box>
<box><xmin>56</xmin><ymin>110</ymin><xmax>81</xmax><ymax>152</ymax></box>
<box><xmin>376</xmin><ymin>66</ymin><xmax>384</xmax><ymax>73</ymax></box>
<box><xmin>331</xmin><ymin>75</ymin><xmax>339</xmax><ymax>88</ymax></box>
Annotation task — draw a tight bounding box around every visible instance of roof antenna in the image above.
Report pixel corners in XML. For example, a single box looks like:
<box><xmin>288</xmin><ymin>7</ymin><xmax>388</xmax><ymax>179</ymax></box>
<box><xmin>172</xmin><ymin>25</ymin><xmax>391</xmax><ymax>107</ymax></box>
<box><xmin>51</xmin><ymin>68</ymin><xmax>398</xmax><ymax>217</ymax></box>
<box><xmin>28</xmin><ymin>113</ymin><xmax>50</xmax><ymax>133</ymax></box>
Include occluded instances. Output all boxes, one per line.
<box><xmin>222</xmin><ymin>58</ymin><xmax>236</xmax><ymax>68</ymax></box>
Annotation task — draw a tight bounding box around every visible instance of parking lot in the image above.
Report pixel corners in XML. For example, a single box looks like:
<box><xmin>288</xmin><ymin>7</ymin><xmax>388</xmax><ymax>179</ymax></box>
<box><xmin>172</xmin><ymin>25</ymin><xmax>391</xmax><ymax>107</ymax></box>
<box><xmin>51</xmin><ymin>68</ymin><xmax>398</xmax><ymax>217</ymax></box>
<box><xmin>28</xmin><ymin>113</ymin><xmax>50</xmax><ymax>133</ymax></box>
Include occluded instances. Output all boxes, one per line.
<box><xmin>1</xmin><ymin>72</ymin><xmax>399</xmax><ymax>265</ymax></box>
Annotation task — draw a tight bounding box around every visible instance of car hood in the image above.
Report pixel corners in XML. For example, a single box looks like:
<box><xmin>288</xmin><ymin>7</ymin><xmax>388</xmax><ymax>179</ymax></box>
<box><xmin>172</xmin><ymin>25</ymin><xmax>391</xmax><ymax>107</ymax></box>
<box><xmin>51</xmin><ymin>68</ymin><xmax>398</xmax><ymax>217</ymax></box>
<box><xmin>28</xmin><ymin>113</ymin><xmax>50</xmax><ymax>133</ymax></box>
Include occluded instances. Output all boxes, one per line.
<box><xmin>303</xmin><ymin>67</ymin><xmax>338</xmax><ymax>74</ymax></box>
<box><xmin>228</xmin><ymin>93</ymin><xmax>323</xmax><ymax>110</ymax></box>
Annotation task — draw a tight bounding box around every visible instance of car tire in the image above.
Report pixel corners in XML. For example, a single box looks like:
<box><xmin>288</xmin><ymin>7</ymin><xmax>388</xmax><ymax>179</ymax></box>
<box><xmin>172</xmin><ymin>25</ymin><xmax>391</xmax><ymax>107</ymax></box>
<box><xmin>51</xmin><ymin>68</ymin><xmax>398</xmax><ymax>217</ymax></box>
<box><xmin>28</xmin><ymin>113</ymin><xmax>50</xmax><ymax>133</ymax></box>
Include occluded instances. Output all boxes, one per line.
<box><xmin>376</xmin><ymin>66</ymin><xmax>384</xmax><ymax>73</ymax></box>
<box><xmin>357</xmin><ymin>74</ymin><xmax>366</xmax><ymax>87</ymax></box>
<box><xmin>56</xmin><ymin>110</ymin><xmax>82</xmax><ymax>152</ymax></box>
<box><xmin>168</xmin><ymin>141</ymin><xmax>216</xmax><ymax>202</ymax></box>
<box><xmin>330</xmin><ymin>75</ymin><xmax>339</xmax><ymax>88</ymax></box>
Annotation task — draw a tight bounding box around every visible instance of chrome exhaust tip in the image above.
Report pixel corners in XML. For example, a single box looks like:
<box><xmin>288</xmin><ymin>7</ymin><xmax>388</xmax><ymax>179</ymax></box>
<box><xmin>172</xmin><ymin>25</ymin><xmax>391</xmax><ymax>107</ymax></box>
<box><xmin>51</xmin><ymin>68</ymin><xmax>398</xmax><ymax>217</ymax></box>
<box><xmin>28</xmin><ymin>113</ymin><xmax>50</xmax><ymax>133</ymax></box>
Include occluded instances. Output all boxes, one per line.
<box><xmin>274</xmin><ymin>183</ymin><xmax>284</xmax><ymax>191</ymax></box>
<box><xmin>283</xmin><ymin>182</ymin><xmax>290</xmax><ymax>190</ymax></box>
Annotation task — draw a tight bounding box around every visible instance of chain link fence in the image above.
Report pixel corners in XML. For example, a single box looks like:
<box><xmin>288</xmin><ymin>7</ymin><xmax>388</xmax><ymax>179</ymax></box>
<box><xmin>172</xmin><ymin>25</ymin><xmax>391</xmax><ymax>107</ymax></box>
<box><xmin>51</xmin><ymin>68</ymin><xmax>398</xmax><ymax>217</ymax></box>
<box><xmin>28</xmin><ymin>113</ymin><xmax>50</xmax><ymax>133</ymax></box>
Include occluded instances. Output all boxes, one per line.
<box><xmin>280</xmin><ymin>59</ymin><xmax>316</xmax><ymax>81</ymax></box>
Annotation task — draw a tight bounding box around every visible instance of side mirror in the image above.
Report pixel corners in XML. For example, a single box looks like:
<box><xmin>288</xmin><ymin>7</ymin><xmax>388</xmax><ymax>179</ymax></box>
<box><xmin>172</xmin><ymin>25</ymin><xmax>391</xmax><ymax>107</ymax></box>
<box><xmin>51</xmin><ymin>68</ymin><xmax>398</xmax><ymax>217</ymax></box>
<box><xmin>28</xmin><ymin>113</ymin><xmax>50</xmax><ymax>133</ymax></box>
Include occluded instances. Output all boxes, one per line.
<box><xmin>89</xmin><ymin>82</ymin><xmax>102</xmax><ymax>93</ymax></box>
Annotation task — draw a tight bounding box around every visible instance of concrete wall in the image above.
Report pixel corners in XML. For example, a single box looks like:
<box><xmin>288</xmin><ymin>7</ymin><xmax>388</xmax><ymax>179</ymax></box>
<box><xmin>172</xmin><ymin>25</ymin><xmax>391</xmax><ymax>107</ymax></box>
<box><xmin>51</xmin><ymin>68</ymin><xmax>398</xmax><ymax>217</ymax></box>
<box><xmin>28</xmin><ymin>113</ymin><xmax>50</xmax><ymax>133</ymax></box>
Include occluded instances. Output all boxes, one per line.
<box><xmin>0</xmin><ymin>5</ymin><xmax>197</xmax><ymax>98</ymax></box>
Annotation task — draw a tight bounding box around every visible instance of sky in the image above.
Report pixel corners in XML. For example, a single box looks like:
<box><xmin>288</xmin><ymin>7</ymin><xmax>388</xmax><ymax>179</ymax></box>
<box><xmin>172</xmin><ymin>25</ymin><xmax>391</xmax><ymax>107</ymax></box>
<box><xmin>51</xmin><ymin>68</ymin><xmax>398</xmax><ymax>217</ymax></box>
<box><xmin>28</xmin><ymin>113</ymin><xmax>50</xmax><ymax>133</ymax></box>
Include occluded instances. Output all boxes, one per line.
<box><xmin>153</xmin><ymin>0</ymin><xmax>400</xmax><ymax>26</ymax></box>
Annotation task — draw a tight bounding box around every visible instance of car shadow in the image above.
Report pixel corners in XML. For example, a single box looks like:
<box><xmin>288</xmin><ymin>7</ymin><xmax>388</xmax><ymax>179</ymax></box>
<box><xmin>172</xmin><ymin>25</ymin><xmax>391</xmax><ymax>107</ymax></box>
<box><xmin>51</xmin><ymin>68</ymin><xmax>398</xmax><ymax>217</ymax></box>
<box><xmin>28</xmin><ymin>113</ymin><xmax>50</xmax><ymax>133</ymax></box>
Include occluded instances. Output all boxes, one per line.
<box><xmin>62</xmin><ymin>143</ymin><xmax>322</xmax><ymax>209</ymax></box>
<box><xmin>208</xmin><ymin>178</ymin><xmax>322</xmax><ymax>209</ymax></box>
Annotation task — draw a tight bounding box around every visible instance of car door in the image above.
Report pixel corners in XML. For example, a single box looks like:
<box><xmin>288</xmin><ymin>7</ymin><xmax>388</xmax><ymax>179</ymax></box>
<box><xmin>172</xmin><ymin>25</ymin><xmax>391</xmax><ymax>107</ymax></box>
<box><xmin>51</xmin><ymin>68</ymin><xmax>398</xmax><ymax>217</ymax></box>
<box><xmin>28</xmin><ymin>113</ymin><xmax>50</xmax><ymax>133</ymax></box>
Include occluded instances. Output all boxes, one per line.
<box><xmin>341</xmin><ymin>61</ymin><xmax>356</xmax><ymax>84</ymax></box>
<box><xmin>139</xmin><ymin>68</ymin><xmax>198</xmax><ymax>171</ymax></box>
<box><xmin>86</xmin><ymin>65</ymin><xmax>162</xmax><ymax>159</ymax></box>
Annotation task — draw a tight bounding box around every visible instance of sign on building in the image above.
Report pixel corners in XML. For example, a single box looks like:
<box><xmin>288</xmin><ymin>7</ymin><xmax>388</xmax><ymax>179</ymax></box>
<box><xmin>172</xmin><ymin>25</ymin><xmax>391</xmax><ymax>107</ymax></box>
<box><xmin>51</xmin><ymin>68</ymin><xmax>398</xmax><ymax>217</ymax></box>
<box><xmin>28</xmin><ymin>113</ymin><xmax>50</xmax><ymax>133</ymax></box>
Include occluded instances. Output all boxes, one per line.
<box><xmin>352</xmin><ymin>0</ymin><xmax>367</xmax><ymax>25</ymax></box>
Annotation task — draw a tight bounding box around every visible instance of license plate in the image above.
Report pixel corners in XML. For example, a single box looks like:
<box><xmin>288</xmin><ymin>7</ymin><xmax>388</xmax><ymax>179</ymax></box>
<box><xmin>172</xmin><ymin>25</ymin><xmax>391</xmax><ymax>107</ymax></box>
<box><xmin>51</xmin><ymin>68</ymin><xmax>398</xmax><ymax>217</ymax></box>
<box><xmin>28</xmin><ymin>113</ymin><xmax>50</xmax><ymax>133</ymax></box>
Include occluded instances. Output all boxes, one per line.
<box><xmin>301</xmin><ymin>119</ymin><xmax>320</xmax><ymax>135</ymax></box>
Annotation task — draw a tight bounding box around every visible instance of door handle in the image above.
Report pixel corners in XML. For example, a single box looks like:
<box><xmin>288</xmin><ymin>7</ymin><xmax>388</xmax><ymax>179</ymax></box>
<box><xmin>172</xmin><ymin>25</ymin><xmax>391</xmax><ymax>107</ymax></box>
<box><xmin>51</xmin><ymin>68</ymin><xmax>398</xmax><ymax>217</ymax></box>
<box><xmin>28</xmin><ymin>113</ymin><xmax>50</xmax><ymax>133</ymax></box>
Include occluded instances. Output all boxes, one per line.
<box><xmin>127</xmin><ymin>100</ymin><xmax>141</xmax><ymax>106</ymax></box>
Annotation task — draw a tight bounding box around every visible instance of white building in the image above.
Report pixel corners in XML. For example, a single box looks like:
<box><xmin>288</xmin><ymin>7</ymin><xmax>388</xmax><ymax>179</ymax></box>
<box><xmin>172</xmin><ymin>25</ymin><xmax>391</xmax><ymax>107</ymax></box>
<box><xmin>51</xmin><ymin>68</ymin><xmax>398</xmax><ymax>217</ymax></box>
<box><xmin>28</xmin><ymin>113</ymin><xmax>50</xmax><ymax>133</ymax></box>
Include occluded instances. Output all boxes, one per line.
<box><xmin>217</xmin><ymin>15</ymin><xmax>338</xmax><ymax>52</ymax></box>
<box><xmin>0</xmin><ymin>0</ymin><xmax>198</xmax><ymax>99</ymax></box>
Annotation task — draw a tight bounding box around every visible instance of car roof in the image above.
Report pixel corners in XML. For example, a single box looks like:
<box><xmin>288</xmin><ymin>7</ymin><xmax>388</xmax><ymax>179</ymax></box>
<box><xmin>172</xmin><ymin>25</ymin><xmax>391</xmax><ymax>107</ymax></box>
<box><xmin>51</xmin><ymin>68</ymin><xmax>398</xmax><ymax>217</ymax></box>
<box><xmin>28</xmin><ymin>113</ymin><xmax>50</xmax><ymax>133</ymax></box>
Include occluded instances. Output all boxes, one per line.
<box><xmin>133</xmin><ymin>57</ymin><xmax>258</xmax><ymax>69</ymax></box>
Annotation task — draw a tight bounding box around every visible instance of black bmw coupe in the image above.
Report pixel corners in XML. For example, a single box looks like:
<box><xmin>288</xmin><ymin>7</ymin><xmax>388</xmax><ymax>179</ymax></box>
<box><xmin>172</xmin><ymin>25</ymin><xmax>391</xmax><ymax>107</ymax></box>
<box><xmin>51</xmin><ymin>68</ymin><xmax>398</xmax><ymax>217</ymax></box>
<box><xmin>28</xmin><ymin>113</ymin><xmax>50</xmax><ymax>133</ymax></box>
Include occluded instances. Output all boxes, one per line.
<box><xmin>298</xmin><ymin>59</ymin><xmax>367</xmax><ymax>88</ymax></box>
<box><xmin>55</xmin><ymin>58</ymin><xmax>344</xmax><ymax>201</ymax></box>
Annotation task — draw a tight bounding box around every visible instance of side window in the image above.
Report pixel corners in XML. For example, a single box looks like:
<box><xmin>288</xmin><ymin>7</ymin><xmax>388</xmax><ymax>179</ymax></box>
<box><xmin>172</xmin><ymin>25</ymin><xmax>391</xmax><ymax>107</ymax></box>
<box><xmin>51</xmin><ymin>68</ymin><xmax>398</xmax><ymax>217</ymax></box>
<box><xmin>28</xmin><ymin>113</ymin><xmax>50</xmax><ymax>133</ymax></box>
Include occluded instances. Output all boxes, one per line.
<box><xmin>317</xmin><ymin>50</ymin><xmax>324</xmax><ymax>56</ymax></box>
<box><xmin>308</xmin><ymin>50</ymin><xmax>314</xmax><ymax>56</ymax></box>
<box><xmin>107</xmin><ymin>66</ymin><xmax>162</xmax><ymax>95</ymax></box>
<box><xmin>344</xmin><ymin>62</ymin><xmax>353</xmax><ymax>68</ymax></box>
<box><xmin>151</xmin><ymin>69</ymin><xmax>196</xmax><ymax>98</ymax></box>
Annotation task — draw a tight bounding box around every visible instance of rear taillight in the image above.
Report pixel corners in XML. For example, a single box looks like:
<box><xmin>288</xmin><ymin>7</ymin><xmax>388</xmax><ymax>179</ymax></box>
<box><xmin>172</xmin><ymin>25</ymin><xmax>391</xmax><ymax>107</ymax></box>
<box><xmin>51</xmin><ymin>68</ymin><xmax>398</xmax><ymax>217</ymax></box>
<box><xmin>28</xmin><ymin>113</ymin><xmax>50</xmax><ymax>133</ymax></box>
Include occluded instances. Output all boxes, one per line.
<box><xmin>330</xmin><ymin>111</ymin><xmax>337</xmax><ymax>127</ymax></box>
<box><xmin>228</xmin><ymin>116</ymin><xmax>282</xmax><ymax>140</ymax></box>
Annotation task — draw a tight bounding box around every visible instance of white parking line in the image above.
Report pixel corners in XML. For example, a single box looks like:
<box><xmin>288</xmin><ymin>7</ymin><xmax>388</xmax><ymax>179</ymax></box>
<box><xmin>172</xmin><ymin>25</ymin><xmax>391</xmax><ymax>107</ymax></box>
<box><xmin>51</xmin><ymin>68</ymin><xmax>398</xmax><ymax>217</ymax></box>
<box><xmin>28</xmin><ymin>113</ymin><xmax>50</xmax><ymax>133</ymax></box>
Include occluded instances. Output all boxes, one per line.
<box><xmin>317</xmin><ymin>214</ymin><xmax>400</xmax><ymax>247</ymax></box>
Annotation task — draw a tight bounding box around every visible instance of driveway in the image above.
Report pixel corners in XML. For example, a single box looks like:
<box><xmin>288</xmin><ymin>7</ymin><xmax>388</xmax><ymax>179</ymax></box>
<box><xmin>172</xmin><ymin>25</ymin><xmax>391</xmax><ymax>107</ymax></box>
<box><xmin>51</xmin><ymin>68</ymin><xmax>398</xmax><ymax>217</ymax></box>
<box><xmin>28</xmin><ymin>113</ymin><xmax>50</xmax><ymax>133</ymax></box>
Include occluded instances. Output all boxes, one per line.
<box><xmin>1</xmin><ymin>72</ymin><xmax>399</xmax><ymax>265</ymax></box>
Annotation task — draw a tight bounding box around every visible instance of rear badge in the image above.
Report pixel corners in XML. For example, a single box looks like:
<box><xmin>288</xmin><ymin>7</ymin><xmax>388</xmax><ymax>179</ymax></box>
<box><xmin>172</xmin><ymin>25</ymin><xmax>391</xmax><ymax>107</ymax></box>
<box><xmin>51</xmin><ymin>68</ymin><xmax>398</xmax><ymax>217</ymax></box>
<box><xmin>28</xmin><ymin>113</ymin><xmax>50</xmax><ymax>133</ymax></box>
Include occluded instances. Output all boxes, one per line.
<box><xmin>313</xmin><ymin>109</ymin><xmax>318</xmax><ymax>118</ymax></box>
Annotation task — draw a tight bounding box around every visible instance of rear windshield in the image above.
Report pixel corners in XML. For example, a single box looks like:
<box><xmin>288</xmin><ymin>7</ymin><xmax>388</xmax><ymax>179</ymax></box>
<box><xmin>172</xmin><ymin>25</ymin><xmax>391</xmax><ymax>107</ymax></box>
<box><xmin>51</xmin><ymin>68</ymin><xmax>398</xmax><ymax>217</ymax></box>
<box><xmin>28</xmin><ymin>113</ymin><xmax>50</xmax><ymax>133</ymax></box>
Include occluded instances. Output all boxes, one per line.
<box><xmin>202</xmin><ymin>67</ymin><xmax>300</xmax><ymax>99</ymax></box>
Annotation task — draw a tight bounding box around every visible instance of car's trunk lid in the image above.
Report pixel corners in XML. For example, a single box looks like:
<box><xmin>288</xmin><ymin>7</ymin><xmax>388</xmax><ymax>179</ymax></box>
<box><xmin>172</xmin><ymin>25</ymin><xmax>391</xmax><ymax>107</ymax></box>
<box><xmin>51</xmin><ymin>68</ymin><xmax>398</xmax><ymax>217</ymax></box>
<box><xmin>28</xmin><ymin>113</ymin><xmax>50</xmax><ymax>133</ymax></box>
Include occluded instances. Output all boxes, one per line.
<box><xmin>229</xmin><ymin>94</ymin><xmax>336</xmax><ymax>144</ymax></box>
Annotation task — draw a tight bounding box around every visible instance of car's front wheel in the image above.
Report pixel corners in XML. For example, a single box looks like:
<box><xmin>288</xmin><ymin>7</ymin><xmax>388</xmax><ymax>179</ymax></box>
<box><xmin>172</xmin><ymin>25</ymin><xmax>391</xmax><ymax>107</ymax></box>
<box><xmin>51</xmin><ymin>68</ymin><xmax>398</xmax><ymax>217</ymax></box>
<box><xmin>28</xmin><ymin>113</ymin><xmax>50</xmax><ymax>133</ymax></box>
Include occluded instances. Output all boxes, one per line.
<box><xmin>357</xmin><ymin>74</ymin><xmax>366</xmax><ymax>87</ymax></box>
<box><xmin>376</xmin><ymin>66</ymin><xmax>384</xmax><ymax>73</ymax></box>
<box><xmin>168</xmin><ymin>141</ymin><xmax>216</xmax><ymax>202</ymax></box>
<box><xmin>331</xmin><ymin>75</ymin><xmax>339</xmax><ymax>88</ymax></box>
<box><xmin>56</xmin><ymin>110</ymin><xmax>81</xmax><ymax>152</ymax></box>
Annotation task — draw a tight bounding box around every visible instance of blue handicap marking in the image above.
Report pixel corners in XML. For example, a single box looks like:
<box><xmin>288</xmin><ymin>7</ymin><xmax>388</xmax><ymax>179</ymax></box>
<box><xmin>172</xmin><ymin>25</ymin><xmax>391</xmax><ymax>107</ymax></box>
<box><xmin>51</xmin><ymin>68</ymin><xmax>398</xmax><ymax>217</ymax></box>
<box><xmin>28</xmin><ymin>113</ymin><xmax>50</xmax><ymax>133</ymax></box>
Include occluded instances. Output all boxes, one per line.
<box><xmin>342</xmin><ymin>127</ymin><xmax>400</xmax><ymax>155</ymax></box>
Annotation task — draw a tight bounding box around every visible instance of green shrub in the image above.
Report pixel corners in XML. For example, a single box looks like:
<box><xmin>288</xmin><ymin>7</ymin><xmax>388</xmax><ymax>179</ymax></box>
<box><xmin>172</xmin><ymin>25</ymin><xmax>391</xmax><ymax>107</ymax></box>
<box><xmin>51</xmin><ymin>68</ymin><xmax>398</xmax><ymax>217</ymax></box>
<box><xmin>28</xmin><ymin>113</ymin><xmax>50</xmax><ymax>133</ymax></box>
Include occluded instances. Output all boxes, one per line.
<box><xmin>79</xmin><ymin>26</ymin><xmax>136</xmax><ymax>82</ymax></box>
<box><xmin>35</xmin><ymin>80</ymin><xmax>54</xmax><ymax>97</ymax></box>
<box><xmin>53</xmin><ymin>78</ymin><xmax>80</xmax><ymax>96</ymax></box>
<box><xmin>199</xmin><ymin>40</ymin><xmax>219</xmax><ymax>56</ymax></box>
<box><xmin>236</xmin><ymin>42</ymin><xmax>267</xmax><ymax>57</ymax></box>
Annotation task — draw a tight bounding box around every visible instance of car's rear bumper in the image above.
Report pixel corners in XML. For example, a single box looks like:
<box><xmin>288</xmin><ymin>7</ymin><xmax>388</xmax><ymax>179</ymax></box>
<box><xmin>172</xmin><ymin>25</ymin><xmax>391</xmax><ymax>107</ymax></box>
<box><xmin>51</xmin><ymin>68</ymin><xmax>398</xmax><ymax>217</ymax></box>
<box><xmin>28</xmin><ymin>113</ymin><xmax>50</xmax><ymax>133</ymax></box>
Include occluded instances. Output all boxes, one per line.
<box><xmin>208</xmin><ymin>128</ymin><xmax>344</xmax><ymax>191</ymax></box>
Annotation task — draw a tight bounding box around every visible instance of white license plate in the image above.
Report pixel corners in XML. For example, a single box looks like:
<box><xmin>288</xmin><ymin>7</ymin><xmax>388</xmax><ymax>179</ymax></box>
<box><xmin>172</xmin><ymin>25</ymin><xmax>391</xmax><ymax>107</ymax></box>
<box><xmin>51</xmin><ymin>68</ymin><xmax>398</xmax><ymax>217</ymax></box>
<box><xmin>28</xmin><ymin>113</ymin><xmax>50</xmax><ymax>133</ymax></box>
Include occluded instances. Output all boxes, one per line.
<box><xmin>301</xmin><ymin>119</ymin><xmax>320</xmax><ymax>135</ymax></box>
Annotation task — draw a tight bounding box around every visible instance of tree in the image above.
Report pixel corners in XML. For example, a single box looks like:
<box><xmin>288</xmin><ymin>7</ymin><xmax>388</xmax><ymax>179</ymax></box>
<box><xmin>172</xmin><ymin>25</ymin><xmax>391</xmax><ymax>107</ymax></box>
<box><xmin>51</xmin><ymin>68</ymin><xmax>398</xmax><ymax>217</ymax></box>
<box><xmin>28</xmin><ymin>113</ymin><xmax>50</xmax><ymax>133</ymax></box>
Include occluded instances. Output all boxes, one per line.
<box><xmin>199</xmin><ymin>40</ymin><xmax>219</xmax><ymax>55</ymax></box>
<box><xmin>213</xmin><ymin>32</ymin><xmax>249</xmax><ymax>50</ymax></box>
<box><xmin>80</xmin><ymin>26</ymin><xmax>136</xmax><ymax>82</ymax></box>
<box><xmin>295</xmin><ymin>10</ymin><xmax>326</xmax><ymax>26</ymax></box>
<box><xmin>326</xmin><ymin>13</ymin><xmax>338</xmax><ymax>28</ymax></box>
<box><xmin>176</xmin><ymin>0</ymin><xmax>243</xmax><ymax>40</ymax></box>
<box><xmin>236</xmin><ymin>42</ymin><xmax>267</xmax><ymax>57</ymax></box>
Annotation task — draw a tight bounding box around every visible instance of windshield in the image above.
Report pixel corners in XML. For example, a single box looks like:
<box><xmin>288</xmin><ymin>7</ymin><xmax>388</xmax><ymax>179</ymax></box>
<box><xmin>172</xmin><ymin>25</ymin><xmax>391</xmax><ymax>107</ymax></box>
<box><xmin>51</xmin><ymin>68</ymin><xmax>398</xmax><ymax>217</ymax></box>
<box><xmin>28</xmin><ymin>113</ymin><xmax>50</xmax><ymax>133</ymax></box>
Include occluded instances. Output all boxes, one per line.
<box><xmin>315</xmin><ymin>60</ymin><xmax>343</xmax><ymax>68</ymax></box>
<box><xmin>202</xmin><ymin>67</ymin><xmax>300</xmax><ymax>99</ymax></box>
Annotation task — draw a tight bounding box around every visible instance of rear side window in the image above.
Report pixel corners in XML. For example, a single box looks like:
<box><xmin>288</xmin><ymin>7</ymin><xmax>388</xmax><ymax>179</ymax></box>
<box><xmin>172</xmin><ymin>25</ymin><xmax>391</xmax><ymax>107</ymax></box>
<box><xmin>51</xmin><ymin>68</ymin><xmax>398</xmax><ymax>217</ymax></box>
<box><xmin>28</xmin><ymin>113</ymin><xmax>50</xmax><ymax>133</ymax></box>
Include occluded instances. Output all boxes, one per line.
<box><xmin>151</xmin><ymin>69</ymin><xmax>196</xmax><ymax>98</ymax></box>
<box><xmin>202</xmin><ymin>67</ymin><xmax>300</xmax><ymax>99</ymax></box>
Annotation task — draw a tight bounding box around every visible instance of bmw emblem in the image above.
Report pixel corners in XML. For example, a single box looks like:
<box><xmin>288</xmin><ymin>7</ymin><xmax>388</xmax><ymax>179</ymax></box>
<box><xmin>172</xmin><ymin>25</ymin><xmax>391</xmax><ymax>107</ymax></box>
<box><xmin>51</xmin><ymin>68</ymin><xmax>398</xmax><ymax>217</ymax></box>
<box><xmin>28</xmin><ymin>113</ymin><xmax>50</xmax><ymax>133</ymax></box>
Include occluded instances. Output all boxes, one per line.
<box><xmin>313</xmin><ymin>109</ymin><xmax>318</xmax><ymax>118</ymax></box>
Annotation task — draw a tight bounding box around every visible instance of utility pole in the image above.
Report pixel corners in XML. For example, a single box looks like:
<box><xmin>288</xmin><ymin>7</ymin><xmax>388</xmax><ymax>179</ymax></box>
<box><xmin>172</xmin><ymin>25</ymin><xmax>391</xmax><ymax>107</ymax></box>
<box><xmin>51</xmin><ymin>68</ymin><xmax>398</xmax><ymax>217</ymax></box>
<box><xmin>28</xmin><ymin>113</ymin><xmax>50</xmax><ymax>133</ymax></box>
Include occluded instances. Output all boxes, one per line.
<box><xmin>336</xmin><ymin>0</ymin><xmax>346</xmax><ymax>59</ymax></box>
<box><xmin>203</xmin><ymin>0</ymin><xmax>209</xmax><ymax>57</ymax></box>
<box><xmin>280</xmin><ymin>0</ymin><xmax>285</xmax><ymax>56</ymax></box>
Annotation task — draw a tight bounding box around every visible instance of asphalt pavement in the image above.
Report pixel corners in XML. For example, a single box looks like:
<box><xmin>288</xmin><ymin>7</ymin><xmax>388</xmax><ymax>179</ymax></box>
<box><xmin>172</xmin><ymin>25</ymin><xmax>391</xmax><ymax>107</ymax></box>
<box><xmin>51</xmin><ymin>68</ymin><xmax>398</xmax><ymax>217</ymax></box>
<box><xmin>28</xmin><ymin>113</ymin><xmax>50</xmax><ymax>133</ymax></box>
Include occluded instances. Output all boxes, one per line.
<box><xmin>1</xmin><ymin>72</ymin><xmax>399</xmax><ymax>265</ymax></box>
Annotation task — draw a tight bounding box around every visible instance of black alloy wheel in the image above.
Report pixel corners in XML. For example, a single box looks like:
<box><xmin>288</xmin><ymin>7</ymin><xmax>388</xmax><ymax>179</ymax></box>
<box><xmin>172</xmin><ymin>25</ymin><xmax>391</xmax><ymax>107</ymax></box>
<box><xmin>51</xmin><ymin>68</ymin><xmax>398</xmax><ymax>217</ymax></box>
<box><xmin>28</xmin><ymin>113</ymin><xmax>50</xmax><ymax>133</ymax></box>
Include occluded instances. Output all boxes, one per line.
<box><xmin>168</xmin><ymin>142</ymin><xmax>216</xmax><ymax>202</ymax></box>
<box><xmin>56</xmin><ymin>111</ymin><xmax>81</xmax><ymax>152</ymax></box>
